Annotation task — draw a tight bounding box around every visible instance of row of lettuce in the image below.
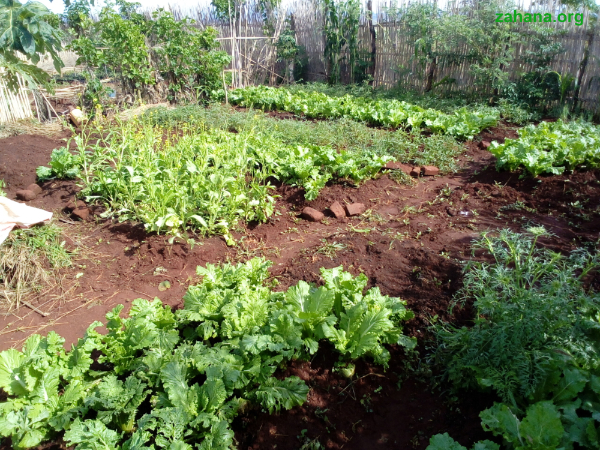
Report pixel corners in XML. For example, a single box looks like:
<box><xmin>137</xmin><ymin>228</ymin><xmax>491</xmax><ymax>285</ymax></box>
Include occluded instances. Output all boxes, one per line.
<box><xmin>223</xmin><ymin>85</ymin><xmax>499</xmax><ymax>140</ymax></box>
<box><xmin>0</xmin><ymin>260</ymin><xmax>415</xmax><ymax>449</ymax></box>
<box><xmin>1</xmin><ymin>228</ymin><xmax>599</xmax><ymax>449</ymax></box>
<box><xmin>225</xmin><ymin>86</ymin><xmax>600</xmax><ymax>178</ymax></box>
<box><xmin>490</xmin><ymin>119</ymin><xmax>600</xmax><ymax>177</ymax></box>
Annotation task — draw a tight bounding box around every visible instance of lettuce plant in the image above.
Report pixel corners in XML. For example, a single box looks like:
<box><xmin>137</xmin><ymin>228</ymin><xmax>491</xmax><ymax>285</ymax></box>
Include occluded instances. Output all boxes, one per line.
<box><xmin>489</xmin><ymin>119</ymin><xmax>600</xmax><ymax>177</ymax></box>
<box><xmin>0</xmin><ymin>258</ymin><xmax>414</xmax><ymax>449</ymax></box>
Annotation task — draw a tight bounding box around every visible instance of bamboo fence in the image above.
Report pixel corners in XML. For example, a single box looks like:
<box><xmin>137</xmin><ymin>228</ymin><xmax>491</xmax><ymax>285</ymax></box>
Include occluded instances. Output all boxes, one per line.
<box><xmin>0</xmin><ymin>71</ymin><xmax>34</xmax><ymax>124</ymax></box>
<box><xmin>179</xmin><ymin>0</ymin><xmax>600</xmax><ymax>110</ymax></box>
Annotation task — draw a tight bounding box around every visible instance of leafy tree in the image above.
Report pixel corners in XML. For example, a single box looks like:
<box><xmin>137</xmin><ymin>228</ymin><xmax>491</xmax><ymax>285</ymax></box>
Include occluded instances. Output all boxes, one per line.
<box><xmin>0</xmin><ymin>0</ymin><xmax>64</xmax><ymax>91</ymax></box>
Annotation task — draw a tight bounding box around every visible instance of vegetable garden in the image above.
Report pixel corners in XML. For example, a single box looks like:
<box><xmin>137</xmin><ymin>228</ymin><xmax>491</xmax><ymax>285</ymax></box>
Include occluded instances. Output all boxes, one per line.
<box><xmin>2</xmin><ymin>0</ymin><xmax>600</xmax><ymax>449</ymax></box>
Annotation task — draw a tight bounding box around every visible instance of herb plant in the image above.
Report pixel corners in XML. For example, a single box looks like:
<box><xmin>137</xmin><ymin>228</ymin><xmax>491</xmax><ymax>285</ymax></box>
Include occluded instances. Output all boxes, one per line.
<box><xmin>428</xmin><ymin>228</ymin><xmax>600</xmax><ymax>449</ymax></box>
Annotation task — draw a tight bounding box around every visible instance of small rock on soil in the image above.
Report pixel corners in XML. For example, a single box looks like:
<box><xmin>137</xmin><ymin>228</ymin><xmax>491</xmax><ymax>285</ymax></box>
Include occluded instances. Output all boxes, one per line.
<box><xmin>66</xmin><ymin>199</ymin><xmax>86</xmax><ymax>211</ymax></box>
<box><xmin>410</xmin><ymin>167</ymin><xmax>421</xmax><ymax>177</ymax></box>
<box><xmin>301</xmin><ymin>207</ymin><xmax>324</xmax><ymax>222</ymax></box>
<box><xmin>72</xmin><ymin>207</ymin><xmax>90</xmax><ymax>221</ymax></box>
<box><xmin>26</xmin><ymin>184</ymin><xmax>42</xmax><ymax>195</ymax></box>
<box><xmin>480</xmin><ymin>140</ymin><xmax>491</xmax><ymax>149</ymax></box>
<box><xmin>384</xmin><ymin>161</ymin><xmax>413</xmax><ymax>174</ymax></box>
<box><xmin>346</xmin><ymin>203</ymin><xmax>366</xmax><ymax>216</ymax></box>
<box><xmin>421</xmin><ymin>165</ymin><xmax>440</xmax><ymax>176</ymax></box>
<box><xmin>16</xmin><ymin>190</ymin><xmax>36</xmax><ymax>201</ymax></box>
<box><xmin>329</xmin><ymin>201</ymin><xmax>346</xmax><ymax>219</ymax></box>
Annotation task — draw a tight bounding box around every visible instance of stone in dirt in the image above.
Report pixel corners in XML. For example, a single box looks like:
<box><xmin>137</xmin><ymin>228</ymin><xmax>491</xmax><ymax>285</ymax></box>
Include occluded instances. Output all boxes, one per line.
<box><xmin>421</xmin><ymin>166</ymin><xmax>440</xmax><ymax>176</ymax></box>
<box><xmin>16</xmin><ymin>190</ymin><xmax>36</xmax><ymax>201</ymax></box>
<box><xmin>480</xmin><ymin>140</ymin><xmax>491</xmax><ymax>149</ymax></box>
<box><xmin>66</xmin><ymin>199</ymin><xmax>86</xmax><ymax>211</ymax></box>
<box><xmin>383</xmin><ymin>161</ymin><xmax>413</xmax><ymax>174</ymax></box>
<box><xmin>346</xmin><ymin>203</ymin><xmax>366</xmax><ymax>216</ymax></box>
<box><xmin>26</xmin><ymin>184</ymin><xmax>42</xmax><ymax>195</ymax></box>
<box><xmin>329</xmin><ymin>201</ymin><xmax>346</xmax><ymax>219</ymax></box>
<box><xmin>301</xmin><ymin>207</ymin><xmax>324</xmax><ymax>222</ymax></box>
<box><xmin>72</xmin><ymin>207</ymin><xmax>90</xmax><ymax>221</ymax></box>
<box><xmin>378</xmin><ymin>206</ymin><xmax>400</xmax><ymax>217</ymax></box>
<box><xmin>410</xmin><ymin>167</ymin><xmax>421</xmax><ymax>177</ymax></box>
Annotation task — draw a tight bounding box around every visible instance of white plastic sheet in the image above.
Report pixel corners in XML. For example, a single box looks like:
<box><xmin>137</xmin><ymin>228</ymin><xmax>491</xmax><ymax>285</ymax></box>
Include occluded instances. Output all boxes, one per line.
<box><xmin>0</xmin><ymin>197</ymin><xmax>53</xmax><ymax>245</ymax></box>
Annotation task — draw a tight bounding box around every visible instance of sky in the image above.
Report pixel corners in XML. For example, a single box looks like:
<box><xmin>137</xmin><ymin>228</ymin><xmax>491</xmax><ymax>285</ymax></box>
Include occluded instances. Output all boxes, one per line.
<box><xmin>36</xmin><ymin>0</ymin><xmax>600</xmax><ymax>16</ymax></box>
<box><xmin>37</xmin><ymin>0</ymin><xmax>203</xmax><ymax>14</ymax></box>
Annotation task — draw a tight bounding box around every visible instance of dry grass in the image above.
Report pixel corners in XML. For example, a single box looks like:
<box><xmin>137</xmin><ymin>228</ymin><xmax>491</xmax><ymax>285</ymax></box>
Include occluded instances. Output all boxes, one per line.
<box><xmin>0</xmin><ymin>118</ymin><xmax>67</xmax><ymax>139</ymax></box>
<box><xmin>0</xmin><ymin>223</ymin><xmax>72</xmax><ymax>312</ymax></box>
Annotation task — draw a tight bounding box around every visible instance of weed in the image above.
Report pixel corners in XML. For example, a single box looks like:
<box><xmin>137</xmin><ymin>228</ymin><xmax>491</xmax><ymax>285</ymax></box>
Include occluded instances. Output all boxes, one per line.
<box><xmin>314</xmin><ymin>240</ymin><xmax>346</xmax><ymax>259</ymax></box>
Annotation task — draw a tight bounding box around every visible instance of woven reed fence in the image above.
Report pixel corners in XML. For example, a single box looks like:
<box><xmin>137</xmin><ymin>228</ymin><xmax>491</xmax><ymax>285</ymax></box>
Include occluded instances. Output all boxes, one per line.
<box><xmin>176</xmin><ymin>0</ymin><xmax>600</xmax><ymax>110</ymax></box>
<box><xmin>0</xmin><ymin>72</ymin><xmax>34</xmax><ymax>124</ymax></box>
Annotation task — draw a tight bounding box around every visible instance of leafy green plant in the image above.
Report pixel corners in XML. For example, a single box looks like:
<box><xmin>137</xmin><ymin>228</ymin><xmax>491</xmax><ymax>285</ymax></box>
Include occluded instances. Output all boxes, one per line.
<box><xmin>0</xmin><ymin>179</ymin><xmax>6</xmax><ymax>196</ymax></box>
<box><xmin>0</xmin><ymin>258</ymin><xmax>414</xmax><ymax>448</ymax></box>
<box><xmin>143</xmin><ymin>103</ymin><xmax>467</xmax><ymax>173</ymax></box>
<box><xmin>489</xmin><ymin>119</ymin><xmax>600</xmax><ymax>176</ymax></box>
<box><xmin>225</xmin><ymin>85</ymin><xmax>498</xmax><ymax>139</ymax></box>
<box><xmin>68</xmin><ymin>117</ymin><xmax>389</xmax><ymax>236</ymax></box>
<box><xmin>36</xmin><ymin>147</ymin><xmax>82</xmax><ymax>182</ymax></box>
<box><xmin>0</xmin><ymin>0</ymin><xmax>64</xmax><ymax>91</ymax></box>
<box><xmin>428</xmin><ymin>228</ymin><xmax>600</xmax><ymax>449</ymax></box>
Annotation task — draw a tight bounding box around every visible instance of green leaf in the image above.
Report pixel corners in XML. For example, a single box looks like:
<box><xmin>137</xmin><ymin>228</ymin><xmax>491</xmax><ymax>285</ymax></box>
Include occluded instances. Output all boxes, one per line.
<box><xmin>252</xmin><ymin>376</ymin><xmax>308</xmax><ymax>413</ymax></box>
<box><xmin>64</xmin><ymin>418</ymin><xmax>122</xmax><ymax>450</ymax></box>
<box><xmin>426</xmin><ymin>433</ymin><xmax>467</xmax><ymax>450</ymax></box>
<box><xmin>480</xmin><ymin>403</ymin><xmax>521</xmax><ymax>445</ymax></box>
<box><xmin>0</xmin><ymin>348</ymin><xmax>25</xmax><ymax>395</ymax></box>
<box><xmin>519</xmin><ymin>401</ymin><xmax>564</xmax><ymax>449</ymax></box>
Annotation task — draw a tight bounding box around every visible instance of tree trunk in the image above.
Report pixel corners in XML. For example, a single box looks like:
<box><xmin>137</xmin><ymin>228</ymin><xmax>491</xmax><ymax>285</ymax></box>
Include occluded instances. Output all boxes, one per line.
<box><xmin>367</xmin><ymin>0</ymin><xmax>376</xmax><ymax>85</ymax></box>
<box><xmin>573</xmin><ymin>26</ymin><xmax>595</xmax><ymax>113</ymax></box>
<box><xmin>289</xmin><ymin>13</ymin><xmax>296</xmax><ymax>83</ymax></box>
<box><xmin>424</xmin><ymin>57</ymin><xmax>436</xmax><ymax>92</ymax></box>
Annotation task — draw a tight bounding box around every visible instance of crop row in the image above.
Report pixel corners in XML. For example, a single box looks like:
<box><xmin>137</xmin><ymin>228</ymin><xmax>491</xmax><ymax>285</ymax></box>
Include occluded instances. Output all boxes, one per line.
<box><xmin>224</xmin><ymin>86</ymin><xmax>499</xmax><ymax>140</ymax></box>
<box><xmin>0</xmin><ymin>259</ymin><xmax>415</xmax><ymax>449</ymax></box>
<box><xmin>37</xmin><ymin>120</ymin><xmax>391</xmax><ymax>236</ymax></box>
<box><xmin>490</xmin><ymin>119</ymin><xmax>600</xmax><ymax>176</ymax></box>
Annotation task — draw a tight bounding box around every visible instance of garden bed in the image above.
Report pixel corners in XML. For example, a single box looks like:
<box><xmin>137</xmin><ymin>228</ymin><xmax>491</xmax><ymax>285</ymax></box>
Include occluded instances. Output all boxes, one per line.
<box><xmin>1</xmin><ymin>119</ymin><xmax>599</xmax><ymax>449</ymax></box>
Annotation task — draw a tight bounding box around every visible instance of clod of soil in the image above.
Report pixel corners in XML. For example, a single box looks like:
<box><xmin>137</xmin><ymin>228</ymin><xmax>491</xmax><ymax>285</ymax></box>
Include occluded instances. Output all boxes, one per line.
<box><xmin>422</xmin><ymin>165</ymin><xmax>440</xmax><ymax>176</ymax></box>
<box><xmin>410</xmin><ymin>167</ymin><xmax>421</xmax><ymax>177</ymax></box>
<box><xmin>16</xmin><ymin>189</ymin><xmax>36</xmax><ymax>201</ymax></box>
<box><xmin>329</xmin><ymin>201</ymin><xmax>346</xmax><ymax>219</ymax></box>
<box><xmin>27</xmin><ymin>184</ymin><xmax>43</xmax><ymax>195</ymax></box>
<box><xmin>301</xmin><ymin>206</ymin><xmax>324</xmax><ymax>222</ymax></box>
<box><xmin>345</xmin><ymin>203</ymin><xmax>366</xmax><ymax>216</ymax></box>
<box><xmin>72</xmin><ymin>207</ymin><xmax>90</xmax><ymax>220</ymax></box>
<box><xmin>66</xmin><ymin>199</ymin><xmax>86</xmax><ymax>211</ymax></box>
